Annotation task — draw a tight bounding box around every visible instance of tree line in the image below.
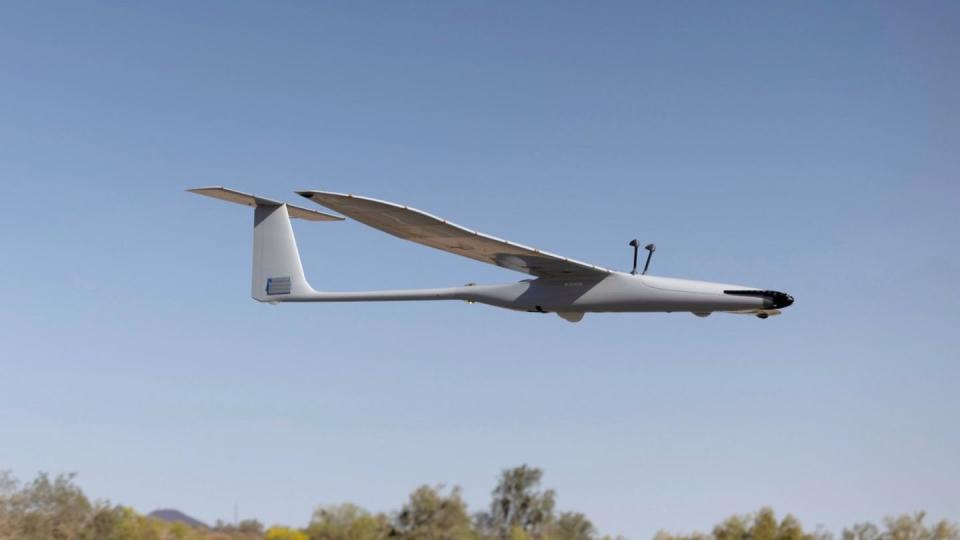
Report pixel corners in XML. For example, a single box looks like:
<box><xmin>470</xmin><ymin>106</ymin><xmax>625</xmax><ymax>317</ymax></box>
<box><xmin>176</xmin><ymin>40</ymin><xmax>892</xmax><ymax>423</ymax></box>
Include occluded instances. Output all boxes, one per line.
<box><xmin>1</xmin><ymin>466</ymin><xmax>956</xmax><ymax>540</ymax></box>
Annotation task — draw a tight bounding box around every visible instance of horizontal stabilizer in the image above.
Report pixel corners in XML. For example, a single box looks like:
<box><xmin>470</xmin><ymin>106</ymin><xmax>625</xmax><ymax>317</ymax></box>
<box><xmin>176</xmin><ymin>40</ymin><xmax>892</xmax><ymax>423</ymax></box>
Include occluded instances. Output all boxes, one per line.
<box><xmin>188</xmin><ymin>186</ymin><xmax>343</xmax><ymax>221</ymax></box>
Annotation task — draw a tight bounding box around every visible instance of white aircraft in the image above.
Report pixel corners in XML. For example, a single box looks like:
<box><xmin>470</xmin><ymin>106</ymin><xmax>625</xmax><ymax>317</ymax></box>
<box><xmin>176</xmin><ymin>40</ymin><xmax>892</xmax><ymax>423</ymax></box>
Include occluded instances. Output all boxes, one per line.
<box><xmin>189</xmin><ymin>187</ymin><xmax>794</xmax><ymax>323</ymax></box>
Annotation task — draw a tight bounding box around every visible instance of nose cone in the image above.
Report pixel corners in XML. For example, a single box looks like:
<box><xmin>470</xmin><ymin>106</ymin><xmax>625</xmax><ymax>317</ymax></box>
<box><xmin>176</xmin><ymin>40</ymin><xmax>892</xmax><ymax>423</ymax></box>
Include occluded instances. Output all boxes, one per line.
<box><xmin>764</xmin><ymin>290</ymin><xmax>794</xmax><ymax>309</ymax></box>
<box><xmin>724</xmin><ymin>289</ymin><xmax>795</xmax><ymax>309</ymax></box>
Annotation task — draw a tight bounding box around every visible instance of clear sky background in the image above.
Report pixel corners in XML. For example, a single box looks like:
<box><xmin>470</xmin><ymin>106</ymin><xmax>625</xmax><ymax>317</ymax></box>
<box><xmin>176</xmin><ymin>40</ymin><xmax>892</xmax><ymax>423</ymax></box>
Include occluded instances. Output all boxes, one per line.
<box><xmin>1</xmin><ymin>2</ymin><xmax>958</xmax><ymax>539</ymax></box>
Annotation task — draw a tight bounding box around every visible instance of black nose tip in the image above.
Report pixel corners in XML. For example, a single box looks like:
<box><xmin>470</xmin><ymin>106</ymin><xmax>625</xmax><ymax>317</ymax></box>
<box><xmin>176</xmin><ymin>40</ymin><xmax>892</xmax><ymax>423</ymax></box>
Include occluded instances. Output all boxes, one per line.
<box><xmin>723</xmin><ymin>289</ymin><xmax>795</xmax><ymax>309</ymax></box>
<box><xmin>767</xmin><ymin>291</ymin><xmax>794</xmax><ymax>309</ymax></box>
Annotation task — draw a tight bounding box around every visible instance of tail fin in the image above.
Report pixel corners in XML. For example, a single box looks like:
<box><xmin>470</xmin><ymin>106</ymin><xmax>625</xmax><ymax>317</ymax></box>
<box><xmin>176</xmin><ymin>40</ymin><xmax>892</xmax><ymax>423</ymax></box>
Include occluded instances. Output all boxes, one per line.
<box><xmin>252</xmin><ymin>203</ymin><xmax>314</xmax><ymax>301</ymax></box>
<box><xmin>188</xmin><ymin>186</ymin><xmax>343</xmax><ymax>302</ymax></box>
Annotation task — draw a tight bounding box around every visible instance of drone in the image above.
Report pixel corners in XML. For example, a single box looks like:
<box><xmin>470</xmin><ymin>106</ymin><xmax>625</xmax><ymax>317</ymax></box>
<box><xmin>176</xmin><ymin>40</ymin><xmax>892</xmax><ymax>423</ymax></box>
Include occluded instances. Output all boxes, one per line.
<box><xmin>189</xmin><ymin>187</ymin><xmax>793</xmax><ymax>323</ymax></box>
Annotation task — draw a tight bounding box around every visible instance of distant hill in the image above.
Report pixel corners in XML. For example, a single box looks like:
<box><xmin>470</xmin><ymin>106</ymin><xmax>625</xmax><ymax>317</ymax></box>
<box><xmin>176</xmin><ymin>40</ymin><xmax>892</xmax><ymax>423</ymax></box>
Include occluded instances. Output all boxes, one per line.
<box><xmin>148</xmin><ymin>509</ymin><xmax>208</xmax><ymax>529</ymax></box>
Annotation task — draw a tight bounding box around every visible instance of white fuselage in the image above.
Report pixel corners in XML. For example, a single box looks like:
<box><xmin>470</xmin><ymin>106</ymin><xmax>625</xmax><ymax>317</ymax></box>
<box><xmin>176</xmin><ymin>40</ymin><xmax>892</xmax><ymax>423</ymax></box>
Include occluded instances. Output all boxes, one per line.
<box><xmin>284</xmin><ymin>272</ymin><xmax>774</xmax><ymax>315</ymax></box>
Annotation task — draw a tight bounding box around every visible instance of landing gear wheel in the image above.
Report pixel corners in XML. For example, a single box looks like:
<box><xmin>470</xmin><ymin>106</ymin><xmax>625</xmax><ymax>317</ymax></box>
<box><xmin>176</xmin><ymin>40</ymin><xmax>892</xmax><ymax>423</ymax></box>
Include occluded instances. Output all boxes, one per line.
<box><xmin>756</xmin><ymin>313</ymin><xmax>769</xmax><ymax>319</ymax></box>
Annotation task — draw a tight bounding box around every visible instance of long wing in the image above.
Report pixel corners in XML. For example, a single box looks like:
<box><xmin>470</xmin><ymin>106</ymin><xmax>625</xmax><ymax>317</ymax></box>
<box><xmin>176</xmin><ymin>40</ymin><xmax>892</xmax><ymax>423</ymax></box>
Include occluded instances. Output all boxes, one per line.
<box><xmin>297</xmin><ymin>191</ymin><xmax>612</xmax><ymax>280</ymax></box>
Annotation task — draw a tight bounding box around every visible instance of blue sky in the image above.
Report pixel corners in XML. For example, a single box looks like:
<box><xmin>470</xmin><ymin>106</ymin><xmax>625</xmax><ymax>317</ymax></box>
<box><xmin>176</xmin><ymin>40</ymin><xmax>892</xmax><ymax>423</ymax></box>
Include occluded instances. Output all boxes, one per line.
<box><xmin>1</xmin><ymin>2</ymin><xmax>958</xmax><ymax>538</ymax></box>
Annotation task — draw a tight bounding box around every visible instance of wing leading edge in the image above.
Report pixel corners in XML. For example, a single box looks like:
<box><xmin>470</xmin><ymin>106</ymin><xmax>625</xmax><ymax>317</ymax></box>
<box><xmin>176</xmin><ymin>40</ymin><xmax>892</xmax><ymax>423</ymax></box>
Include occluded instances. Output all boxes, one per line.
<box><xmin>298</xmin><ymin>191</ymin><xmax>611</xmax><ymax>280</ymax></box>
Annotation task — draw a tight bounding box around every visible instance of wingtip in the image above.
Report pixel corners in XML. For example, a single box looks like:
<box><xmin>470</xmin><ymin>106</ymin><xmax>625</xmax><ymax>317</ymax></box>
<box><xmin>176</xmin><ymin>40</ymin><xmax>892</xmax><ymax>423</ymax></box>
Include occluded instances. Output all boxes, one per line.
<box><xmin>187</xmin><ymin>186</ymin><xmax>234</xmax><ymax>198</ymax></box>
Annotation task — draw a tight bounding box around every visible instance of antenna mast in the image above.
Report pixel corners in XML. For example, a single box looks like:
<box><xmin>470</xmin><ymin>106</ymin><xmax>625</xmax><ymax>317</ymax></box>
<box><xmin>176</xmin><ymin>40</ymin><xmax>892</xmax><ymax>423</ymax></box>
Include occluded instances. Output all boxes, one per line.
<box><xmin>642</xmin><ymin>244</ymin><xmax>656</xmax><ymax>274</ymax></box>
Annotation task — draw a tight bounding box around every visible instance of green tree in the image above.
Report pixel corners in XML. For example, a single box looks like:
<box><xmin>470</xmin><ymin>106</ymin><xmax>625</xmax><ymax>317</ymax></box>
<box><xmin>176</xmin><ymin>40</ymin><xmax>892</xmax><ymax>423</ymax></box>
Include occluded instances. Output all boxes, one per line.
<box><xmin>78</xmin><ymin>505</ymin><xmax>122</xmax><ymax>540</ymax></box>
<box><xmin>708</xmin><ymin>509</ymin><xmax>814</xmax><ymax>540</ymax></box>
<box><xmin>550</xmin><ymin>512</ymin><xmax>596</xmax><ymax>540</ymax></box>
<box><xmin>4</xmin><ymin>472</ymin><xmax>92</xmax><ymax>540</ymax></box>
<box><xmin>116</xmin><ymin>507</ymin><xmax>173</xmax><ymax>540</ymax></box>
<box><xmin>929</xmin><ymin>520</ymin><xmax>960</xmax><ymax>540</ymax></box>
<box><xmin>481</xmin><ymin>465</ymin><xmax>556</xmax><ymax>540</ymax></box>
<box><xmin>751</xmin><ymin>509</ymin><xmax>778</xmax><ymax>540</ymax></box>
<box><xmin>714</xmin><ymin>515</ymin><xmax>749</xmax><ymax>540</ymax></box>
<box><xmin>394</xmin><ymin>485</ymin><xmax>472</xmax><ymax>540</ymax></box>
<box><xmin>881</xmin><ymin>512</ymin><xmax>959</xmax><ymax>540</ymax></box>
<box><xmin>774</xmin><ymin>515</ymin><xmax>807</xmax><ymax>540</ymax></box>
<box><xmin>843</xmin><ymin>523</ymin><xmax>880</xmax><ymax>540</ymax></box>
<box><xmin>306</xmin><ymin>503</ymin><xmax>389</xmax><ymax>540</ymax></box>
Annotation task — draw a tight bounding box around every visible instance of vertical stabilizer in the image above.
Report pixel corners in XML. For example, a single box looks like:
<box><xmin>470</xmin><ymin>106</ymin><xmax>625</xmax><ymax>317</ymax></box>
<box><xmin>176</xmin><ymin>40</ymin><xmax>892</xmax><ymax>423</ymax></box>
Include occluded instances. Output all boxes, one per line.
<box><xmin>188</xmin><ymin>187</ymin><xmax>341</xmax><ymax>302</ymax></box>
<box><xmin>252</xmin><ymin>204</ymin><xmax>314</xmax><ymax>302</ymax></box>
